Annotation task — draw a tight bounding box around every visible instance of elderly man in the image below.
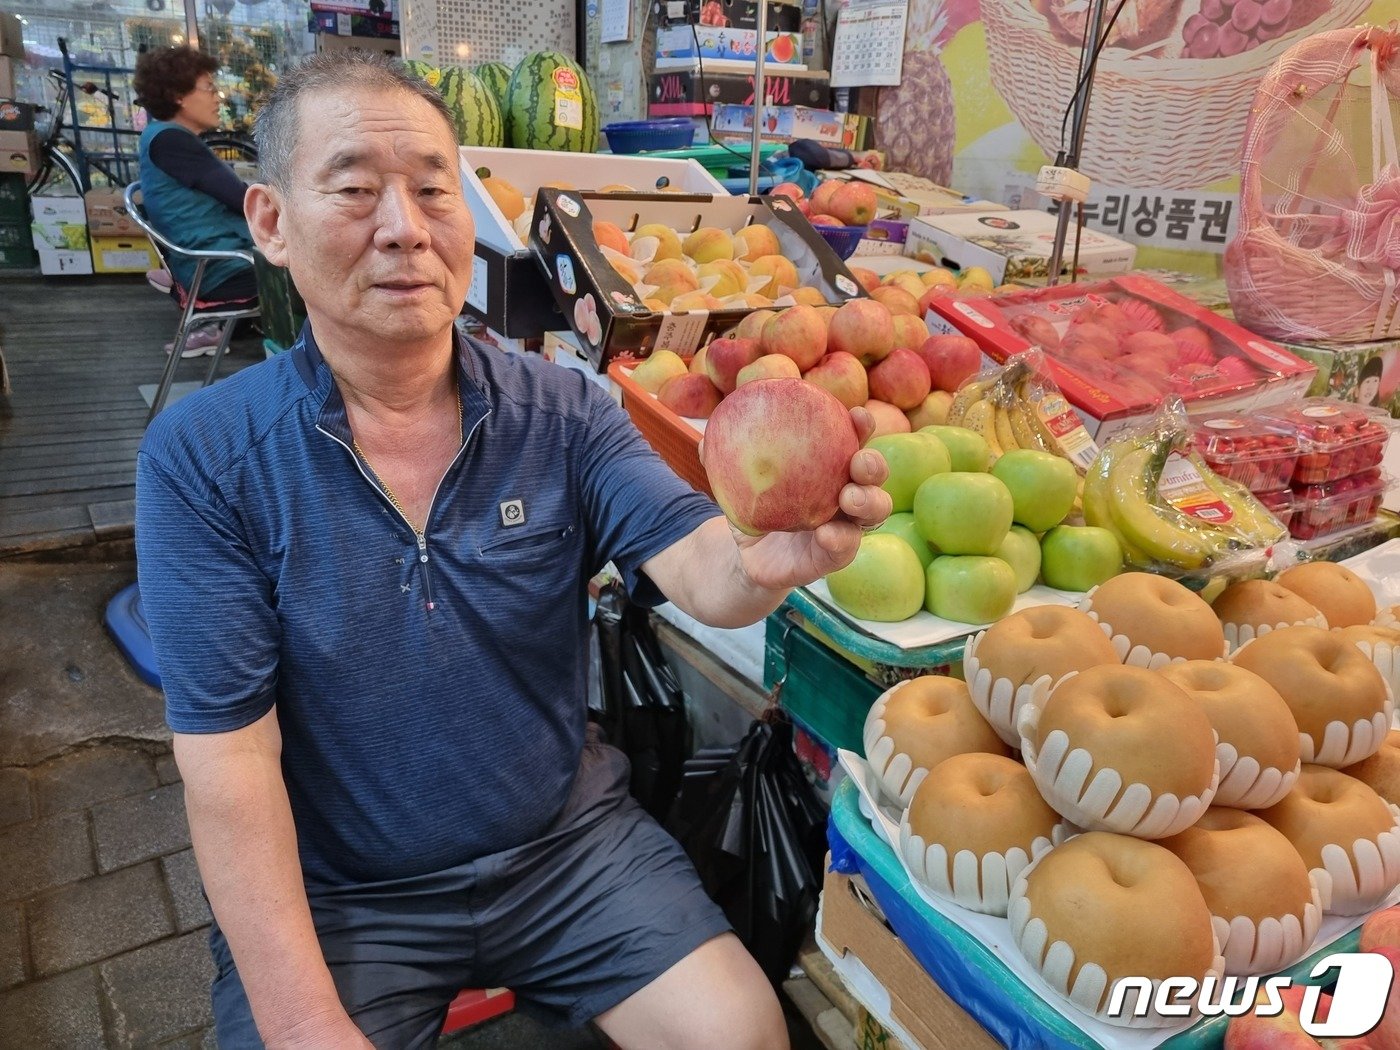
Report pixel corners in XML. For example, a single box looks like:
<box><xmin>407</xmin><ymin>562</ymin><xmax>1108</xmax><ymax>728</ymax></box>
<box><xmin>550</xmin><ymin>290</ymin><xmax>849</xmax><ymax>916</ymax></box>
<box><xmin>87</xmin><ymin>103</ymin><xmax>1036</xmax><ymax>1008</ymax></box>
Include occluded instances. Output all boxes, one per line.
<box><xmin>136</xmin><ymin>51</ymin><xmax>889</xmax><ymax>1050</ymax></box>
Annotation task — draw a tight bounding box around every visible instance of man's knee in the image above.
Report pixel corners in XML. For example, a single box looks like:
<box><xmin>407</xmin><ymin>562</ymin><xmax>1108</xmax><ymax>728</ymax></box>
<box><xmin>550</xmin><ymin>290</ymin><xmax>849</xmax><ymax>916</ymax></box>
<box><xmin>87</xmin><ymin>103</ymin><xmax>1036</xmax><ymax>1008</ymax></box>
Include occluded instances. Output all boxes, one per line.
<box><xmin>595</xmin><ymin>933</ymin><xmax>790</xmax><ymax>1050</ymax></box>
<box><xmin>699</xmin><ymin>980</ymin><xmax>789</xmax><ymax>1050</ymax></box>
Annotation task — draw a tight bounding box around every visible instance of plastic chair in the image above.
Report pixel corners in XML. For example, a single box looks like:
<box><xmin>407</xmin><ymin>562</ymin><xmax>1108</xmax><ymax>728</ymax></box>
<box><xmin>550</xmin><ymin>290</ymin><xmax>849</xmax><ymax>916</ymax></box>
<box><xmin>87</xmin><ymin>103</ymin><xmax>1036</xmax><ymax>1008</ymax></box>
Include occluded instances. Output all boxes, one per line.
<box><xmin>123</xmin><ymin>181</ymin><xmax>261</xmax><ymax>422</ymax></box>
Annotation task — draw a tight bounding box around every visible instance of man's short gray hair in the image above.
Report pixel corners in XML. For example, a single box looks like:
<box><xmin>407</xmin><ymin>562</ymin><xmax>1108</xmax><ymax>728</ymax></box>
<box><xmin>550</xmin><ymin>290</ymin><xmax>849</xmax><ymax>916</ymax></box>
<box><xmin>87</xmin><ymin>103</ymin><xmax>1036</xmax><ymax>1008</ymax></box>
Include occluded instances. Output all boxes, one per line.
<box><xmin>254</xmin><ymin>51</ymin><xmax>458</xmax><ymax>190</ymax></box>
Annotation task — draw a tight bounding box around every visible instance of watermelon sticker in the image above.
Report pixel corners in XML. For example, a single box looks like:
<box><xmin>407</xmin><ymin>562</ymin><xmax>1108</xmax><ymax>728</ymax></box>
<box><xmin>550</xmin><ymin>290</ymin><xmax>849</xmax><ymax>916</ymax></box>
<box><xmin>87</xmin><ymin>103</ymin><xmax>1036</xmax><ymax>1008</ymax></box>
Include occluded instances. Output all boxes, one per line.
<box><xmin>552</xmin><ymin>67</ymin><xmax>585</xmax><ymax>132</ymax></box>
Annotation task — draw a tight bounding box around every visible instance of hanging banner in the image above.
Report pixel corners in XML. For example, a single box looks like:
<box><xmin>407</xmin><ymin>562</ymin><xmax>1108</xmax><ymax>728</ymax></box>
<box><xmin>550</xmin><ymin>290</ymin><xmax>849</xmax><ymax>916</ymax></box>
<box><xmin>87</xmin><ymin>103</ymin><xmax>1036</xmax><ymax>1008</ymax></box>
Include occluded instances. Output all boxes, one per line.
<box><xmin>891</xmin><ymin>0</ymin><xmax>1400</xmax><ymax>276</ymax></box>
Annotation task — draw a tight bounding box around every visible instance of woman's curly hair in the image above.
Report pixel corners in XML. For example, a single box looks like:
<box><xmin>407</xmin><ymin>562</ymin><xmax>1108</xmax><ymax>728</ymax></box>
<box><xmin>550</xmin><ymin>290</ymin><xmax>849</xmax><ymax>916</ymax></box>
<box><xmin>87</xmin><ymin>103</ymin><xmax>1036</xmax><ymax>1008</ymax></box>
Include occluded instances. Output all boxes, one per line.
<box><xmin>134</xmin><ymin>46</ymin><xmax>219</xmax><ymax>121</ymax></box>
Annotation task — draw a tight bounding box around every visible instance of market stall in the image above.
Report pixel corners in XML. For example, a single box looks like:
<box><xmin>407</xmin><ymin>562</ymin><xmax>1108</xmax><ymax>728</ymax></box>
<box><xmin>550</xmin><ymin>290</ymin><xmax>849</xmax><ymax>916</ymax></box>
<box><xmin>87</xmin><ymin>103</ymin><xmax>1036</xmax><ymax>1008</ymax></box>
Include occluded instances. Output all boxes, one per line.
<box><xmin>428</xmin><ymin>12</ymin><xmax>1400</xmax><ymax>1047</ymax></box>
<box><xmin>7</xmin><ymin>0</ymin><xmax>1400</xmax><ymax>1044</ymax></box>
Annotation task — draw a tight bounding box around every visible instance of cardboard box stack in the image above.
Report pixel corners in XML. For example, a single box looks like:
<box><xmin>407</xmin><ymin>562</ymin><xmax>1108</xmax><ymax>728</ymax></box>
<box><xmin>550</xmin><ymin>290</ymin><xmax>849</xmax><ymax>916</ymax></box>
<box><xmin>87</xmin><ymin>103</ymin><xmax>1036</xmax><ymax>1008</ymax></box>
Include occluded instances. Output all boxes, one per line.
<box><xmin>0</xmin><ymin>99</ymin><xmax>38</xmax><ymax>178</ymax></box>
<box><xmin>649</xmin><ymin>0</ymin><xmax>840</xmax><ymax>147</ymax></box>
<box><xmin>84</xmin><ymin>188</ymin><xmax>159</xmax><ymax>273</ymax></box>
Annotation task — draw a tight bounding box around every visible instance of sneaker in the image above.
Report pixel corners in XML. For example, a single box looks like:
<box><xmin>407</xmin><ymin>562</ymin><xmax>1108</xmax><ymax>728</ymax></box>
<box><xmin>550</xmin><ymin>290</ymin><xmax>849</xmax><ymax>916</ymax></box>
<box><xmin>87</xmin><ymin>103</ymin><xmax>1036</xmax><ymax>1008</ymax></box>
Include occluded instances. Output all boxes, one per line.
<box><xmin>164</xmin><ymin>326</ymin><xmax>223</xmax><ymax>357</ymax></box>
<box><xmin>146</xmin><ymin>268</ymin><xmax>174</xmax><ymax>293</ymax></box>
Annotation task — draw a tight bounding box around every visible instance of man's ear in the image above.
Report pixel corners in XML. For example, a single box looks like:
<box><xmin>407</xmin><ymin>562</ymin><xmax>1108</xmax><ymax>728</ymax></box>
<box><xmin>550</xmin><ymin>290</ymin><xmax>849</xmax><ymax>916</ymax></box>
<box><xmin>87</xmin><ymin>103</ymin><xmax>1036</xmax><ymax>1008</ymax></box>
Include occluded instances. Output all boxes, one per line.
<box><xmin>244</xmin><ymin>184</ymin><xmax>288</xmax><ymax>267</ymax></box>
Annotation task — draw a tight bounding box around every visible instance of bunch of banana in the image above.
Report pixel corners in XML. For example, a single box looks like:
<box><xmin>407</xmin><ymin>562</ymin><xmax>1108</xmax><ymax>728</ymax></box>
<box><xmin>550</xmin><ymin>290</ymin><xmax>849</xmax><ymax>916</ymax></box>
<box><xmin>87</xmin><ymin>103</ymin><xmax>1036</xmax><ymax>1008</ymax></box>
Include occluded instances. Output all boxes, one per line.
<box><xmin>946</xmin><ymin>361</ymin><xmax>1056</xmax><ymax>460</ymax></box>
<box><xmin>1084</xmin><ymin>432</ymin><xmax>1287</xmax><ymax>573</ymax></box>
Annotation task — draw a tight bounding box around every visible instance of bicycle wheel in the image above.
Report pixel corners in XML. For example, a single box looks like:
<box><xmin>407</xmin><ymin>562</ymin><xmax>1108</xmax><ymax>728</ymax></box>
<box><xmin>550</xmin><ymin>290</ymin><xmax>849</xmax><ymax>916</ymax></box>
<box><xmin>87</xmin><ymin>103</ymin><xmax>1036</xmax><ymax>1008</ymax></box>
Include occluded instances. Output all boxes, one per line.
<box><xmin>201</xmin><ymin>133</ymin><xmax>258</xmax><ymax>163</ymax></box>
<box><xmin>27</xmin><ymin>143</ymin><xmax>85</xmax><ymax>196</ymax></box>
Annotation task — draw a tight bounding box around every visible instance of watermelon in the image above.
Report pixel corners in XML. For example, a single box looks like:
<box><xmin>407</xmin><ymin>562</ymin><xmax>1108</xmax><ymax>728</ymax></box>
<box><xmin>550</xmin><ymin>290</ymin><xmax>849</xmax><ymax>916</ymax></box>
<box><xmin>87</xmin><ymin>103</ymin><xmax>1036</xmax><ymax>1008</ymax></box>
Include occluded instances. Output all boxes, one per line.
<box><xmin>504</xmin><ymin>52</ymin><xmax>599</xmax><ymax>153</ymax></box>
<box><xmin>474</xmin><ymin>62</ymin><xmax>513</xmax><ymax>112</ymax></box>
<box><xmin>474</xmin><ymin>61</ymin><xmax>515</xmax><ymax>143</ymax></box>
<box><xmin>436</xmin><ymin>67</ymin><xmax>505</xmax><ymax>148</ymax></box>
<box><xmin>401</xmin><ymin>59</ymin><xmax>441</xmax><ymax>89</ymax></box>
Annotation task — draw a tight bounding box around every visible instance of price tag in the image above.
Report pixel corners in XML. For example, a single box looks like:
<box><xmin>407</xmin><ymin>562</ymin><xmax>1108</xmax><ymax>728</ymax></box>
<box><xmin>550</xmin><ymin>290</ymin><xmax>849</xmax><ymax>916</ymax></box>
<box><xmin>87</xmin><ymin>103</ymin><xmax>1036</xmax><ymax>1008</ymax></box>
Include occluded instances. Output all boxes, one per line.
<box><xmin>466</xmin><ymin>255</ymin><xmax>489</xmax><ymax>313</ymax></box>
<box><xmin>655</xmin><ymin>312</ymin><xmax>708</xmax><ymax>354</ymax></box>
<box><xmin>1158</xmin><ymin>452</ymin><xmax>1234</xmax><ymax>524</ymax></box>
<box><xmin>552</xmin><ymin>67</ymin><xmax>585</xmax><ymax>131</ymax></box>
<box><xmin>1036</xmin><ymin>393</ymin><xmax>1099</xmax><ymax>472</ymax></box>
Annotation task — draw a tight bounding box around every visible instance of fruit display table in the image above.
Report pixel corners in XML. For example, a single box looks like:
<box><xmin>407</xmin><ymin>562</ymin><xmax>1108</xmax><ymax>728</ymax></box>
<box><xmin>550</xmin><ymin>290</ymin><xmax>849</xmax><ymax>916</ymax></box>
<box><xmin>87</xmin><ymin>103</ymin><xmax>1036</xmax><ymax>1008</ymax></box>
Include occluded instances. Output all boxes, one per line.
<box><xmin>825</xmin><ymin>776</ymin><xmax>1367</xmax><ymax>1050</ymax></box>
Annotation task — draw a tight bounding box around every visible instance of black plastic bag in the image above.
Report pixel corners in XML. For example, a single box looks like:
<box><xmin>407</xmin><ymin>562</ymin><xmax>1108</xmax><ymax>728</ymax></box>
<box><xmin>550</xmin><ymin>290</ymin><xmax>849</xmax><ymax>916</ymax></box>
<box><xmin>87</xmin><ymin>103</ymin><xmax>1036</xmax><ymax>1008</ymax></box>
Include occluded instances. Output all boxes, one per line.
<box><xmin>591</xmin><ymin>582</ymin><xmax>691</xmax><ymax>822</ymax></box>
<box><xmin>667</xmin><ymin>714</ymin><xmax>828</xmax><ymax>985</ymax></box>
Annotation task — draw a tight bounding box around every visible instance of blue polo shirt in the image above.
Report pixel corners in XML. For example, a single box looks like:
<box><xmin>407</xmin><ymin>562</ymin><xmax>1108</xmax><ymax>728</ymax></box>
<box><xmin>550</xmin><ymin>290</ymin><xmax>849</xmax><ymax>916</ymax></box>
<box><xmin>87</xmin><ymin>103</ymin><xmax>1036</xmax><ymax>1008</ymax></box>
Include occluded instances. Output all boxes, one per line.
<box><xmin>135</xmin><ymin>328</ymin><xmax>721</xmax><ymax>886</ymax></box>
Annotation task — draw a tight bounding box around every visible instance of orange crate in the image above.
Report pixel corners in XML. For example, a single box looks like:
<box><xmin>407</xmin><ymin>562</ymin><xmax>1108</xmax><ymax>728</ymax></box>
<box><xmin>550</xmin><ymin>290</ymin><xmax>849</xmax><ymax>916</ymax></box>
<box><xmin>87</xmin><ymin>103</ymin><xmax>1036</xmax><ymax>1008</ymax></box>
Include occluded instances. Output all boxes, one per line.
<box><xmin>608</xmin><ymin>358</ymin><xmax>712</xmax><ymax>497</ymax></box>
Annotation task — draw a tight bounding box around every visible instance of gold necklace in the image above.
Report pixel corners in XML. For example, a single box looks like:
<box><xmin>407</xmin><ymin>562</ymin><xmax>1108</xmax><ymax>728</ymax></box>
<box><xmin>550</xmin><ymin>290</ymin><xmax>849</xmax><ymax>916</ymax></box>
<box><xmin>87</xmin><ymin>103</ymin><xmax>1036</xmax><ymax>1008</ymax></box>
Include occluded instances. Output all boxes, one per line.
<box><xmin>352</xmin><ymin>386</ymin><xmax>463</xmax><ymax>535</ymax></box>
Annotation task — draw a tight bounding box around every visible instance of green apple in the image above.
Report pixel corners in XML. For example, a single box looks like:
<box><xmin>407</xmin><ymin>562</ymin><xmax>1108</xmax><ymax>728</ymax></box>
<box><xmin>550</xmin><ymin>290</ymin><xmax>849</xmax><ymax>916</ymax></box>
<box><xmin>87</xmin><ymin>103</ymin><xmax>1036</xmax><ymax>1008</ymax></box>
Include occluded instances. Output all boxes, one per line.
<box><xmin>920</xmin><ymin>425</ymin><xmax>991</xmax><ymax>473</ymax></box>
<box><xmin>990</xmin><ymin>449</ymin><xmax>1079</xmax><ymax>532</ymax></box>
<box><xmin>994</xmin><ymin>524</ymin><xmax>1041</xmax><ymax>594</ymax></box>
<box><xmin>913</xmin><ymin>473</ymin><xmax>1014</xmax><ymax>556</ymax></box>
<box><xmin>925</xmin><ymin>555</ymin><xmax>1018</xmax><ymax>624</ymax></box>
<box><xmin>867</xmin><ymin>433</ymin><xmax>952</xmax><ymax>513</ymax></box>
<box><xmin>1040</xmin><ymin>525</ymin><xmax>1123</xmax><ymax>592</ymax></box>
<box><xmin>875</xmin><ymin>511</ymin><xmax>936</xmax><ymax>569</ymax></box>
<box><xmin>826</xmin><ymin>533</ymin><xmax>925</xmax><ymax>622</ymax></box>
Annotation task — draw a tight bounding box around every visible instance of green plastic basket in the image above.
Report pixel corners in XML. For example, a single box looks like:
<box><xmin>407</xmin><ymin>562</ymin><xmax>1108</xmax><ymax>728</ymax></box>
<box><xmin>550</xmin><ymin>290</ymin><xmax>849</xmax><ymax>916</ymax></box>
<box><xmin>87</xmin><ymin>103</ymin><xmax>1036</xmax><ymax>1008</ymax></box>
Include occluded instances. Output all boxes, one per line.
<box><xmin>764</xmin><ymin>612</ymin><xmax>882</xmax><ymax>758</ymax></box>
<box><xmin>645</xmin><ymin>142</ymin><xmax>787</xmax><ymax>180</ymax></box>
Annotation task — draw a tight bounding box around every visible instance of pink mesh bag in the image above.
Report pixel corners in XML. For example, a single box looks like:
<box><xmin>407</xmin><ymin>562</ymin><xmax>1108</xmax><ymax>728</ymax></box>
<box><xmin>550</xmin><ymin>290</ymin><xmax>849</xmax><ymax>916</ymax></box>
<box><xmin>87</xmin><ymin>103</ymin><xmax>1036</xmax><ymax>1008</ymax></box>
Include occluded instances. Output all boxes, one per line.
<box><xmin>1226</xmin><ymin>25</ymin><xmax>1400</xmax><ymax>344</ymax></box>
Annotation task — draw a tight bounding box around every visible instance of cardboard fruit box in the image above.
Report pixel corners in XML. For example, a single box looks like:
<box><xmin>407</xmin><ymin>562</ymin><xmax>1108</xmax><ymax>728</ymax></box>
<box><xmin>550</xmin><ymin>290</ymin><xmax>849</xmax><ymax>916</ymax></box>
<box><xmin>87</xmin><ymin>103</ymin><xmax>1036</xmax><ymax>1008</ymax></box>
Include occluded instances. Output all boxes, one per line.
<box><xmin>458</xmin><ymin>146</ymin><xmax>728</xmax><ymax>340</ymax></box>
<box><xmin>925</xmin><ymin>274</ymin><xmax>1317</xmax><ymax>443</ymax></box>
<box><xmin>905</xmin><ymin>209</ymin><xmax>1136</xmax><ymax>285</ymax></box>
<box><xmin>530</xmin><ymin>188</ymin><xmax>864</xmax><ymax>368</ymax></box>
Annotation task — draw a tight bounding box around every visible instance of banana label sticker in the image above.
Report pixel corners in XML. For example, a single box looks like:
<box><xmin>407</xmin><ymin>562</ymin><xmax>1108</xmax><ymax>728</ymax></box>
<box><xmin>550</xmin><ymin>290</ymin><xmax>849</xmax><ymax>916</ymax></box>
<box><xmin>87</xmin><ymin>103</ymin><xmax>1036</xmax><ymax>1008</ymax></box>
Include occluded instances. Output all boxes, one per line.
<box><xmin>1158</xmin><ymin>452</ymin><xmax>1235</xmax><ymax>524</ymax></box>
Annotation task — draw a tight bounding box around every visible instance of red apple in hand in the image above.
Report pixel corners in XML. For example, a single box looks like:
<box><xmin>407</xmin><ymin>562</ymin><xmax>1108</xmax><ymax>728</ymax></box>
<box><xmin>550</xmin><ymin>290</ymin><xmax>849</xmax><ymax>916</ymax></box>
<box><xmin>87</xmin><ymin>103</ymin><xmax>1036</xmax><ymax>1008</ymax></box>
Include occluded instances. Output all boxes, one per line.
<box><xmin>701</xmin><ymin>377</ymin><xmax>859</xmax><ymax>535</ymax></box>
<box><xmin>917</xmin><ymin>334</ymin><xmax>983</xmax><ymax>393</ymax></box>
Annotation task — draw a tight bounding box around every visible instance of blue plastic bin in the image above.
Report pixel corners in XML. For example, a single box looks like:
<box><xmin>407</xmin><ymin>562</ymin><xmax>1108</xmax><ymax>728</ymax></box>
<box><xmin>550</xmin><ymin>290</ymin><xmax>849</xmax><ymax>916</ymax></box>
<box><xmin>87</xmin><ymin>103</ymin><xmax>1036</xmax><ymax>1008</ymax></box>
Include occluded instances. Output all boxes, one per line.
<box><xmin>602</xmin><ymin>119</ymin><xmax>696</xmax><ymax>154</ymax></box>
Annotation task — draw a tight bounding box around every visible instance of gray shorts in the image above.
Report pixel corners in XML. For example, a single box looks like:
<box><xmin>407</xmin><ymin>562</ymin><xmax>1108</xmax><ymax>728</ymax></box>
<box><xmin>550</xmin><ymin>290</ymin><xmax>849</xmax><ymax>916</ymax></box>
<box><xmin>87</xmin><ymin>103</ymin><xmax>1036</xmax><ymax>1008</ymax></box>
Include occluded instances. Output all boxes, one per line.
<box><xmin>207</xmin><ymin>728</ymin><xmax>731</xmax><ymax>1048</ymax></box>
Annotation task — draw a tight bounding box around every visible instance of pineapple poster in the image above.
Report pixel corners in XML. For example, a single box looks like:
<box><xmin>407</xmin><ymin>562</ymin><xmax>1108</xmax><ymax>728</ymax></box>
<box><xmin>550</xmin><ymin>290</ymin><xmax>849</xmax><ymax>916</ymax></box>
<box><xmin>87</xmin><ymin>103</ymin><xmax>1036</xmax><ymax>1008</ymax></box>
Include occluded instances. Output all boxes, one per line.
<box><xmin>892</xmin><ymin>0</ymin><xmax>1400</xmax><ymax>275</ymax></box>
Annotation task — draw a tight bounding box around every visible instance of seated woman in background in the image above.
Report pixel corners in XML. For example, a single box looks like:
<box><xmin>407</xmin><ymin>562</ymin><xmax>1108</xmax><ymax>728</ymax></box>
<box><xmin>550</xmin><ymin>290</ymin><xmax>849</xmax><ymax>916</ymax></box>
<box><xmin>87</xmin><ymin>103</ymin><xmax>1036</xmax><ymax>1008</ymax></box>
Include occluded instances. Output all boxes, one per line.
<box><xmin>134</xmin><ymin>46</ymin><xmax>257</xmax><ymax>355</ymax></box>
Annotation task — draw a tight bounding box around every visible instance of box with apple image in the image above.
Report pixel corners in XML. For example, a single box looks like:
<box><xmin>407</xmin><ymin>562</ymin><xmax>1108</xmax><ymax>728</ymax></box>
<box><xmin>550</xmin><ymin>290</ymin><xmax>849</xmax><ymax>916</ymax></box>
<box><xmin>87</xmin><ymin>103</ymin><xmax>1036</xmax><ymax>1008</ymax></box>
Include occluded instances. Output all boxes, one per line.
<box><xmin>531</xmin><ymin>188</ymin><xmax>864</xmax><ymax>369</ymax></box>
<box><xmin>924</xmin><ymin>275</ymin><xmax>1318</xmax><ymax>444</ymax></box>
<box><xmin>458</xmin><ymin>146</ymin><xmax>727</xmax><ymax>339</ymax></box>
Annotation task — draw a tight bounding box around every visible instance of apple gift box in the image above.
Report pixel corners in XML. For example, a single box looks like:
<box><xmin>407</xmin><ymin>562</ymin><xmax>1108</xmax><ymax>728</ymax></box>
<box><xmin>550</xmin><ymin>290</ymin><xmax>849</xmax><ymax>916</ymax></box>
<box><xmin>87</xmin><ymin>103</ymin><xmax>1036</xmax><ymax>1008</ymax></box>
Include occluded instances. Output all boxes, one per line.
<box><xmin>923</xmin><ymin>275</ymin><xmax>1318</xmax><ymax>443</ymax></box>
<box><xmin>530</xmin><ymin>189</ymin><xmax>864</xmax><ymax>370</ymax></box>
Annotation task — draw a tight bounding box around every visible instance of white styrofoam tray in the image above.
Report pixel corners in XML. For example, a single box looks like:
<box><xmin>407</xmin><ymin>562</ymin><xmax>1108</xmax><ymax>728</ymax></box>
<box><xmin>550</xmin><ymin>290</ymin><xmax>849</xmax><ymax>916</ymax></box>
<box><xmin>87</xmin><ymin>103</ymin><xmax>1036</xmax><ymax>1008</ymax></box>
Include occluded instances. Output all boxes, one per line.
<box><xmin>838</xmin><ymin>748</ymin><xmax>1396</xmax><ymax>1050</ymax></box>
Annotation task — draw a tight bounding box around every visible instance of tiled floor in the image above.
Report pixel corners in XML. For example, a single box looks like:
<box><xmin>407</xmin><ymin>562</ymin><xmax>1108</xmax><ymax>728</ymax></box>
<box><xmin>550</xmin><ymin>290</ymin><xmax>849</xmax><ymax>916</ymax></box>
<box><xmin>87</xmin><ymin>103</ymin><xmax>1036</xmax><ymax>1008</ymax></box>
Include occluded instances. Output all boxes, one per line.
<box><xmin>0</xmin><ymin>560</ymin><xmax>617</xmax><ymax>1049</ymax></box>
